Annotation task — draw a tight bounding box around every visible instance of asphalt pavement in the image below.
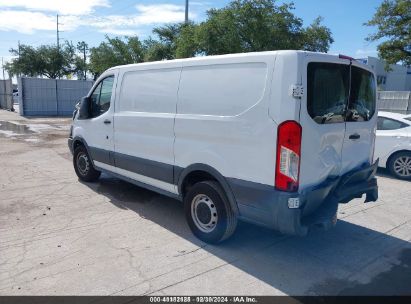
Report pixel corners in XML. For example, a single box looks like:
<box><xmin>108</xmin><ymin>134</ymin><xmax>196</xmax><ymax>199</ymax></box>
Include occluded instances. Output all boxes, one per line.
<box><xmin>0</xmin><ymin>109</ymin><xmax>410</xmax><ymax>295</ymax></box>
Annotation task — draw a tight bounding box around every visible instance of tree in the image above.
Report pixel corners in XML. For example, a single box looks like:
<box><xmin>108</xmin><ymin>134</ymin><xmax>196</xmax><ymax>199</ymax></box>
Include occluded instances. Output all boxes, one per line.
<box><xmin>142</xmin><ymin>0</ymin><xmax>334</xmax><ymax>63</ymax></box>
<box><xmin>195</xmin><ymin>7</ymin><xmax>243</xmax><ymax>55</ymax></box>
<box><xmin>143</xmin><ymin>38</ymin><xmax>173</xmax><ymax>62</ymax></box>
<box><xmin>89</xmin><ymin>36</ymin><xmax>145</xmax><ymax>78</ymax></box>
<box><xmin>175</xmin><ymin>23</ymin><xmax>199</xmax><ymax>58</ymax></box>
<box><xmin>194</xmin><ymin>0</ymin><xmax>333</xmax><ymax>55</ymax></box>
<box><xmin>76</xmin><ymin>41</ymin><xmax>89</xmax><ymax>80</ymax></box>
<box><xmin>88</xmin><ymin>0</ymin><xmax>334</xmax><ymax>77</ymax></box>
<box><xmin>145</xmin><ymin>23</ymin><xmax>189</xmax><ymax>61</ymax></box>
<box><xmin>5</xmin><ymin>41</ymin><xmax>79</xmax><ymax>79</ymax></box>
<box><xmin>366</xmin><ymin>0</ymin><xmax>411</xmax><ymax>65</ymax></box>
<box><xmin>5</xmin><ymin>45</ymin><xmax>41</xmax><ymax>77</ymax></box>
<box><xmin>302</xmin><ymin>17</ymin><xmax>334</xmax><ymax>53</ymax></box>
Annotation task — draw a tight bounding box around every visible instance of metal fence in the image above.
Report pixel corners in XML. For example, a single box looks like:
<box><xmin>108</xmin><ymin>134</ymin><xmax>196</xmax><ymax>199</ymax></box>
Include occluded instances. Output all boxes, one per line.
<box><xmin>377</xmin><ymin>91</ymin><xmax>411</xmax><ymax>114</ymax></box>
<box><xmin>0</xmin><ymin>79</ymin><xmax>13</xmax><ymax>111</ymax></box>
<box><xmin>18</xmin><ymin>77</ymin><xmax>93</xmax><ymax>116</ymax></box>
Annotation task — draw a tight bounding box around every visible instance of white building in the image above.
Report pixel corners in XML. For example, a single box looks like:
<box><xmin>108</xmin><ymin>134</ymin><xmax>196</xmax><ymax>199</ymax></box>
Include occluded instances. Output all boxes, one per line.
<box><xmin>356</xmin><ymin>56</ymin><xmax>411</xmax><ymax>91</ymax></box>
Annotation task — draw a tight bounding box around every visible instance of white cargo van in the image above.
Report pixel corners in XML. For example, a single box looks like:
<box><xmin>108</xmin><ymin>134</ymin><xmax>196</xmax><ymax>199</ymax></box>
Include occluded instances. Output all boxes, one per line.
<box><xmin>68</xmin><ymin>51</ymin><xmax>379</xmax><ymax>243</ymax></box>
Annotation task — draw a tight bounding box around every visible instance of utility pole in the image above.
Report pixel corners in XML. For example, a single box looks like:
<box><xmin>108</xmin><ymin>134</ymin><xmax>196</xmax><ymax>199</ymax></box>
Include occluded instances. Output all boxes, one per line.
<box><xmin>77</xmin><ymin>41</ymin><xmax>88</xmax><ymax>80</ymax></box>
<box><xmin>56</xmin><ymin>14</ymin><xmax>62</xmax><ymax>79</ymax></box>
<box><xmin>56</xmin><ymin>14</ymin><xmax>60</xmax><ymax>52</ymax></box>
<box><xmin>1</xmin><ymin>57</ymin><xmax>7</xmax><ymax>110</ymax></box>
<box><xmin>17</xmin><ymin>40</ymin><xmax>21</xmax><ymax>78</ymax></box>
<box><xmin>82</xmin><ymin>43</ymin><xmax>87</xmax><ymax>80</ymax></box>
<box><xmin>1</xmin><ymin>57</ymin><xmax>5</xmax><ymax>80</ymax></box>
<box><xmin>185</xmin><ymin>0</ymin><xmax>189</xmax><ymax>23</ymax></box>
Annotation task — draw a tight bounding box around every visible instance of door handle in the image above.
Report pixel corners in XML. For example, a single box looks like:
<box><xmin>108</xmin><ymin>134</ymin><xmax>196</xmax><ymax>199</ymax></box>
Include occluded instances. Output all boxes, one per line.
<box><xmin>349</xmin><ymin>133</ymin><xmax>360</xmax><ymax>140</ymax></box>
<box><xmin>104</xmin><ymin>119</ymin><xmax>111</xmax><ymax>124</ymax></box>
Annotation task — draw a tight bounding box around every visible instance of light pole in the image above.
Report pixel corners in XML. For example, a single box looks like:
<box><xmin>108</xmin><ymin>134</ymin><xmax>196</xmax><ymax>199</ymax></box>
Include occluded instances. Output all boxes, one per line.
<box><xmin>185</xmin><ymin>0</ymin><xmax>189</xmax><ymax>23</ymax></box>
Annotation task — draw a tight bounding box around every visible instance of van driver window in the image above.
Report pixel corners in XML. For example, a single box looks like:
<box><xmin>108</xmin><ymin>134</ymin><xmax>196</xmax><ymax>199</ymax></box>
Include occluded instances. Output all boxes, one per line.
<box><xmin>90</xmin><ymin>76</ymin><xmax>114</xmax><ymax>118</ymax></box>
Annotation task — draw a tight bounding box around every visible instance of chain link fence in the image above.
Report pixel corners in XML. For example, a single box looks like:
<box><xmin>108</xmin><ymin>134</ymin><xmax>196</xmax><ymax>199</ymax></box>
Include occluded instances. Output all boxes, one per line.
<box><xmin>377</xmin><ymin>91</ymin><xmax>411</xmax><ymax>114</ymax></box>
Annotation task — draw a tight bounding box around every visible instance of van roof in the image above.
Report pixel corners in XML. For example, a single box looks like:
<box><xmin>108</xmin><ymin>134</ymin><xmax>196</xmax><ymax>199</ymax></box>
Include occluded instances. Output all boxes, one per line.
<box><xmin>107</xmin><ymin>50</ymin><xmax>330</xmax><ymax>71</ymax></box>
<box><xmin>107</xmin><ymin>50</ymin><xmax>370</xmax><ymax>72</ymax></box>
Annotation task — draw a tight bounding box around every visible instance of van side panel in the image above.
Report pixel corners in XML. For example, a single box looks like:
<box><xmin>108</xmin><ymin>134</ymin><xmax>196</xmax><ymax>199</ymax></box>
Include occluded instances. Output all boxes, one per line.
<box><xmin>113</xmin><ymin>64</ymin><xmax>181</xmax><ymax>193</ymax></box>
<box><xmin>178</xmin><ymin>63</ymin><xmax>267</xmax><ymax>116</ymax></box>
<box><xmin>174</xmin><ymin>55</ymin><xmax>276</xmax><ymax>188</ymax></box>
<box><xmin>268</xmin><ymin>51</ymin><xmax>302</xmax><ymax>124</ymax></box>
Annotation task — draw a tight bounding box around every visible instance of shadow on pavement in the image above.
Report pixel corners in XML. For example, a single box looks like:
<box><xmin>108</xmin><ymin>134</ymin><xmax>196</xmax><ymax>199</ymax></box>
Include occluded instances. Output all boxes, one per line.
<box><xmin>376</xmin><ymin>167</ymin><xmax>396</xmax><ymax>180</ymax></box>
<box><xmin>82</xmin><ymin>174</ymin><xmax>411</xmax><ymax>296</ymax></box>
<box><xmin>376</xmin><ymin>167</ymin><xmax>411</xmax><ymax>183</ymax></box>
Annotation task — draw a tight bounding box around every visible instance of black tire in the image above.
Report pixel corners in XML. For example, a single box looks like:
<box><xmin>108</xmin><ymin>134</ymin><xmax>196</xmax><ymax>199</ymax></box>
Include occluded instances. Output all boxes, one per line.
<box><xmin>388</xmin><ymin>151</ymin><xmax>411</xmax><ymax>180</ymax></box>
<box><xmin>184</xmin><ymin>181</ymin><xmax>237</xmax><ymax>244</ymax></box>
<box><xmin>73</xmin><ymin>145</ymin><xmax>101</xmax><ymax>182</ymax></box>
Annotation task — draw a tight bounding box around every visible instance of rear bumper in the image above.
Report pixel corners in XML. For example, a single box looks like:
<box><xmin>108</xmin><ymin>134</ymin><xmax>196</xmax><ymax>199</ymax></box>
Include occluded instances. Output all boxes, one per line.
<box><xmin>233</xmin><ymin>160</ymin><xmax>379</xmax><ymax>236</ymax></box>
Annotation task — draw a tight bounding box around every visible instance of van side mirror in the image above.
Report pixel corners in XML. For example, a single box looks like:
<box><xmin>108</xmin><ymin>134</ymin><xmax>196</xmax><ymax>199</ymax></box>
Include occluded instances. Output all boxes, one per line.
<box><xmin>78</xmin><ymin>96</ymin><xmax>91</xmax><ymax>119</ymax></box>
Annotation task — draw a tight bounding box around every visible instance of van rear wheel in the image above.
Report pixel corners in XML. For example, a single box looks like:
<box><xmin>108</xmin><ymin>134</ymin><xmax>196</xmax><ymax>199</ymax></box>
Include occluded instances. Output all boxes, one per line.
<box><xmin>73</xmin><ymin>145</ymin><xmax>101</xmax><ymax>182</ymax></box>
<box><xmin>184</xmin><ymin>181</ymin><xmax>237</xmax><ymax>243</ymax></box>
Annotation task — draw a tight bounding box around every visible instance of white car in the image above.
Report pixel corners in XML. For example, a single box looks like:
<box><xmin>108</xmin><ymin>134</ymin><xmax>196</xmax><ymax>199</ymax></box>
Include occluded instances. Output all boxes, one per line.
<box><xmin>68</xmin><ymin>51</ymin><xmax>379</xmax><ymax>243</ymax></box>
<box><xmin>376</xmin><ymin>111</ymin><xmax>411</xmax><ymax>180</ymax></box>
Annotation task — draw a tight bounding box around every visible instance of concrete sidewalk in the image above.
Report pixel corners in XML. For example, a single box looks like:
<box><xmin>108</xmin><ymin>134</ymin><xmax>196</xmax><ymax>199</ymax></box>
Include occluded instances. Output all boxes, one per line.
<box><xmin>0</xmin><ymin>109</ymin><xmax>410</xmax><ymax>295</ymax></box>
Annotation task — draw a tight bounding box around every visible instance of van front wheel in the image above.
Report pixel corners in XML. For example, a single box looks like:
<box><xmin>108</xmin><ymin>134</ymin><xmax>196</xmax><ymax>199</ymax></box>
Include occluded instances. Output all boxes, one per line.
<box><xmin>184</xmin><ymin>181</ymin><xmax>237</xmax><ymax>243</ymax></box>
<box><xmin>73</xmin><ymin>145</ymin><xmax>101</xmax><ymax>182</ymax></box>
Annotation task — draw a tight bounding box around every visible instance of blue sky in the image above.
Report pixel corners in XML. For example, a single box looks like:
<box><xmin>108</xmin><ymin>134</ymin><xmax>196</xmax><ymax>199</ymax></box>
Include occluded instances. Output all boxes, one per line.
<box><xmin>0</xmin><ymin>0</ymin><xmax>384</xmax><ymax>69</ymax></box>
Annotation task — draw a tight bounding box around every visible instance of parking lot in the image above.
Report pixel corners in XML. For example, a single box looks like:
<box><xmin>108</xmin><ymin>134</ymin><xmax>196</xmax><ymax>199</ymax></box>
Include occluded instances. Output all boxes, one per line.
<box><xmin>0</xmin><ymin>109</ymin><xmax>410</xmax><ymax>296</ymax></box>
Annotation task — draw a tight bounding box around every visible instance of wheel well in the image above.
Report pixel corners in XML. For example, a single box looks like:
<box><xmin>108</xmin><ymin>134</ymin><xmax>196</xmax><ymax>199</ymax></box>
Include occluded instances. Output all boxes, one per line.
<box><xmin>387</xmin><ymin>150</ymin><xmax>411</xmax><ymax>166</ymax></box>
<box><xmin>73</xmin><ymin>139</ymin><xmax>84</xmax><ymax>151</ymax></box>
<box><xmin>181</xmin><ymin>170</ymin><xmax>218</xmax><ymax>197</ymax></box>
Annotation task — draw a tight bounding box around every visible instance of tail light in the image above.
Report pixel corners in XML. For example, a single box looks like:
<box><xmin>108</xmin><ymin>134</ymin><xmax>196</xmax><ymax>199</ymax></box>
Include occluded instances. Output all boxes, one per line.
<box><xmin>275</xmin><ymin>120</ymin><xmax>302</xmax><ymax>192</ymax></box>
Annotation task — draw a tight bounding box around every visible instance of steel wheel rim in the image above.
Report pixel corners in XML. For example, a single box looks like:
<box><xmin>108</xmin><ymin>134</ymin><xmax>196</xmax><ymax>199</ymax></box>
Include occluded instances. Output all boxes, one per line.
<box><xmin>393</xmin><ymin>156</ymin><xmax>411</xmax><ymax>177</ymax></box>
<box><xmin>191</xmin><ymin>194</ymin><xmax>218</xmax><ymax>233</ymax></box>
<box><xmin>77</xmin><ymin>153</ymin><xmax>90</xmax><ymax>176</ymax></box>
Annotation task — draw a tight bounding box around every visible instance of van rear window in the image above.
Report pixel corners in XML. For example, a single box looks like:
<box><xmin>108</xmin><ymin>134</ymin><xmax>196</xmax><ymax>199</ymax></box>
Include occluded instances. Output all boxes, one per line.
<box><xmin>307</xmin><ymin>62</ymin><xmax>376</xmax><ymax>124</ymax></box>
<box><xmin>348</xmin><ymin>66</ymin><xmax>376</xmax><ymax>122</ymax></box>
<box><xmin>307</xmin><ymin>63</ymin><xmax>349</xmax><ymax>124</ymax></box>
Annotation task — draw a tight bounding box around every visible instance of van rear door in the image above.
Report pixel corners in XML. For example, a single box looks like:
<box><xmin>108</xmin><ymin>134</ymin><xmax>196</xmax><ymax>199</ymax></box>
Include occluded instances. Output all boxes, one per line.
<box><xmin>299</xmin><ymin>56</ymin><xmax>350</xmax><ymax>188</ymax></box>
<box><xmin>299</xmin><ymin>55</ymin><xmax>377</xmax><ymax>189</ymax></box>
<box><xmin>341</xmin><ymin>64</ymin><xmax>377</xmax><ymax>174</ymax></box>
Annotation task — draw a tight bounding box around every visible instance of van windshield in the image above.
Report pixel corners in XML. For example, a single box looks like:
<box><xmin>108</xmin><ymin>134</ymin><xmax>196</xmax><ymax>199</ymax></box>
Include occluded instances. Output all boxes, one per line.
<box><xmin>307</xmin><ymin>62</ymin><xmax>376</xmax><ymax>124</ymax></box>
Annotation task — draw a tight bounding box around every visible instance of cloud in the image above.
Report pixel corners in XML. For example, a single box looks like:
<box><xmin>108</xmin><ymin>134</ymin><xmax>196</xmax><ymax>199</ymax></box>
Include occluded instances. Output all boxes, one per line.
<box><xmin>97</xmin><ymin>28</ymin><xmax>139</xmax><ymax>36</ymax></box>
<box><xmin>87</xmin><ymin>4</ymin><xmax>198</xmax><ymax>29</ymax></box>
<box><xmin>0</xmin><ymin>0</ymin><xmax>109</xmax><ymax>15</ymax></box>
<box><xmin>355</xmin><ymin>48</ymin><xmax>378</xmax><ymax>58</ymax></box>
<box><xmin>133</xmin><ymin>4</ymin><xmax>191</xmax><ymax>25</ymax></box>
<box><xmin>0</xmin><ymin>11</ymin><xmax>56</xmax><ymax>34</ymax></box>
<box><xmin>0</xmin><ymin>3</ymin><xmax>198</xmax><ymax>36</ymax></box>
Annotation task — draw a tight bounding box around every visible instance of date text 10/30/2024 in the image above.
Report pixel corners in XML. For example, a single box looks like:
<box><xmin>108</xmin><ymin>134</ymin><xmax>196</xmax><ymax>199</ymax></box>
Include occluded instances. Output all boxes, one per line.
<box><xmin>149</xmin><ymin>297</ymin><xmax>258</xmax><ymax>303</ymax></box>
